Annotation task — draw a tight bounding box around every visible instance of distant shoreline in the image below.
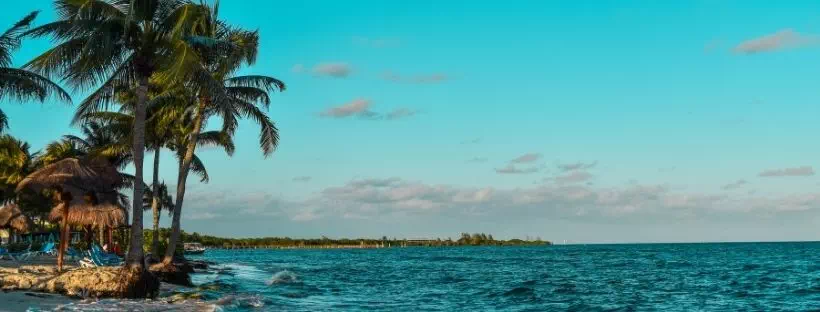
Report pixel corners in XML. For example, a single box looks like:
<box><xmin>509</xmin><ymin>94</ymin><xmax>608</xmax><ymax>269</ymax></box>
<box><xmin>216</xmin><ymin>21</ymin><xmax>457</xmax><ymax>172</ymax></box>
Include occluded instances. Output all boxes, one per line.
<box><xmin>161</xmin><ymin>230</ymin><xmax>551</xmax><ymax>249</ymax></box>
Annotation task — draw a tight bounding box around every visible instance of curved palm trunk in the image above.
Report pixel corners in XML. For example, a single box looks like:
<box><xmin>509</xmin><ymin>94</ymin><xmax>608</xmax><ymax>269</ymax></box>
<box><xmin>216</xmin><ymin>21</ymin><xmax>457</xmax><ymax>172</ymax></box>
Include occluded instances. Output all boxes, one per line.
<box><xmin>127</xmin><ymin>77</ymin><xmax>149</xmax><ymax>266</ymax></box>
<box><xmin>151</xmin><ymin>148</ymin><xmax>161</xmax><ymax>259</ymax></box>
<box><xmin>163</xmin><ymin>99</ymin><xmax>206</xmax><ymax>264</ymax></box>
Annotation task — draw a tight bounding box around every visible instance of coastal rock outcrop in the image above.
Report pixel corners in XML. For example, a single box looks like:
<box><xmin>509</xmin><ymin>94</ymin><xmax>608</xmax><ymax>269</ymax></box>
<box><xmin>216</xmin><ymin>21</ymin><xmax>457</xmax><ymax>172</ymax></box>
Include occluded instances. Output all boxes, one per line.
<box><xmin>0</xmin><ymin>266</ymin><xmax>124</xmax><ymax>297</ymax></box>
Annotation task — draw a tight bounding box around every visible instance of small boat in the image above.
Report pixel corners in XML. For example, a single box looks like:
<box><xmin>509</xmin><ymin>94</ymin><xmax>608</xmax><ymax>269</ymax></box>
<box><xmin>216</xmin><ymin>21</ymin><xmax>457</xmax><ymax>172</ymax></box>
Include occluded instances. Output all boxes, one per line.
<box><xmin>184</xmin><ymin>243</ymin><xmax>206</xmax><ymax>255</ymax></box>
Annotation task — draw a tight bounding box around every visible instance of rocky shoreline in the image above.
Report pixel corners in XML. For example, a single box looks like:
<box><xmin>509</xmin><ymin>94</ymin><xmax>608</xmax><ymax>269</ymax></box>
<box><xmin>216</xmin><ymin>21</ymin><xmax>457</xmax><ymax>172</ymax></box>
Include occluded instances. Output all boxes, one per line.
<box><xmin>0</xmin><ymin>259</ymin><xmax>211</xmax><ymax>299</ymax></box>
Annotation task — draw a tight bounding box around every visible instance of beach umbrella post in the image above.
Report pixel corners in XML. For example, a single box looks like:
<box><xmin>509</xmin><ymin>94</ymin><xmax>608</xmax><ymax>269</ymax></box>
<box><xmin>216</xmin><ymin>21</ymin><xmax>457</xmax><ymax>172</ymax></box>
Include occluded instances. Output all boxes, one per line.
<box><xmin>56</xmin><ymin>189</ymin><xmax>72</xmax><ymax>270</ymax></box>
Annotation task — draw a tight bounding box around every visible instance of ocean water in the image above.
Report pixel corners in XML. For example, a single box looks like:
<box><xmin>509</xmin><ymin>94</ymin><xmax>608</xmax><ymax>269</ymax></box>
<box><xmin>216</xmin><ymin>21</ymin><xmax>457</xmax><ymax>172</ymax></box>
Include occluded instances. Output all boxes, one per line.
<box><xmin>26</xmin><ymin>242</ymin><xmax>820</xmax><ymax>311</ymax></box>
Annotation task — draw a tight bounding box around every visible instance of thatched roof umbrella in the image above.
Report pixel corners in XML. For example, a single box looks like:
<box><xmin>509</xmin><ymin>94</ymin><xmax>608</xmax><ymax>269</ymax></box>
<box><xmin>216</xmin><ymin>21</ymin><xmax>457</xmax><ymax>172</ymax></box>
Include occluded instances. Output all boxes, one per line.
<box><xmin>48</xmin><ymin>192</ymin><xmax>127</xmax><ymax>230</ymax></box>
<box><xmin>16</xmin><ymin>158</ymin><xmax>125</xmax><ymax>194</ymax></box>
<box><xmin>16</xmin><ymin>158</ymin><xmax>125</xmax><ymax>271</ymax></box>
<box><xmin>0</xmin><ymin>203</ymin><xmax>33</xmax><ymax>233</ymax></box>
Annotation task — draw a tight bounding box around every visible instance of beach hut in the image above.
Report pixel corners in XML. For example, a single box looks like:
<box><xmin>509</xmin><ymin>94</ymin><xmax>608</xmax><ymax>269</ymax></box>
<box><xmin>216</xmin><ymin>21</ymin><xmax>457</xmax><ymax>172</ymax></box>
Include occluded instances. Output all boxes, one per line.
<box><xmin>0</xmin><ymin>203</ymin><xmax>33</xmax><ymax>243</ymax></box>
<box><xmin>16</xmin><ymin>158</ymin><xmax>125</xmax><ymax>271</ymax></box>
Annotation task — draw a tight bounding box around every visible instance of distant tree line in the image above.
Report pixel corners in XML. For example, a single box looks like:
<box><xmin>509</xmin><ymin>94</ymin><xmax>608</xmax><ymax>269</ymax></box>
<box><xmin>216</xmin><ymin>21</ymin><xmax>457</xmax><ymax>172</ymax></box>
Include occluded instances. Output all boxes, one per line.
<box><xmin>143</xmin><ymin>229</ymin><xmax>551</xmax><ymax>249</ymax></box>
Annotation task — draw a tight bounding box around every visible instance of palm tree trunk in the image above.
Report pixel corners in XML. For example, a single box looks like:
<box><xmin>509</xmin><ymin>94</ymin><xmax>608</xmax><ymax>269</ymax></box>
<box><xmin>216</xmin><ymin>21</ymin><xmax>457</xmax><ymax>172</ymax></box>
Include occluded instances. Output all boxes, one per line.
<box><xmin>151</xmin><ymin>148</ymin><xmax>161</xmax><ymax>259</ymax></box>
<box><xmin>57</xmin><ymin>201</ymin><xmax>69</xmax><ymax>272</ymax></box>
<box><xmin>163</xmin><ymin>98</ymin><xmax>206</xmax><ymax>264</ymax></box>
<box><xmin>127</xmin><ymin>77</ymin><xmax>148</xmax><ymax>266</ymax></box>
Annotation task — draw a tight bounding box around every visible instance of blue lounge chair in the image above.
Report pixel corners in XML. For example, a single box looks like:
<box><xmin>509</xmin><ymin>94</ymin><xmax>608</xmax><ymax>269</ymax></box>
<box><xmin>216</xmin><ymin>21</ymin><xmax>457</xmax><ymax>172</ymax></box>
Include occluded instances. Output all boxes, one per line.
<box><xmin>89</xmin><ymin>245</ymin><xmax>122</xmax><ymax>266</ymax></box>
<box><xmin>20</xmin><ymin>242</ymin><xmax>56</xmax><ymax>260</ymax></box>
<box><xmin>0</xmin><ymin>247</ymin><xmax>17</xmax><ymax>261</ymax></box>
<box><xmin>0</xmin><ymin>244</ymin><xmax>31</xmax><ymax>261</ymax></box>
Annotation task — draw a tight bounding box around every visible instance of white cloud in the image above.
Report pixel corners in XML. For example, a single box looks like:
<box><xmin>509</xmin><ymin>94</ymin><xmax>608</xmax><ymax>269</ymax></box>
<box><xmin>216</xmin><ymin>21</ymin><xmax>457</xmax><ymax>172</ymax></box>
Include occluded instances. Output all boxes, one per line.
<box><xmin>312</xmin><ymin>62</ymin><xmax>352</xmax><ymax>78</ymax></box>
<box><xmin>733</xmin><ymin>29</ymin><xmax>819</xmax><ymax>54</ymax></box>
<box><xmin>557</xmin><ymin>161</ymin><xmax>597</xmax><ymax>172</ymax></box>
<box><xmin>554</xmin><ymin>170</ymin><xmax>593</xmax><ymax>184</ymax></box>
<box><xmin>318</xmin><ymin>100</ymin><xmax>418</xmax><ymax>121</ymax></box>
<box><xmin>495</xmin><ymin>164</ymin><xmax>539</xmax><ymax>174</ymax></box>
<box><xmin>510</xmin><ymin>153</ymin><xmax>541</xmax><ymax>164</ymax></box>
<box><xmin>385</xmin><ymin>108</ymin><xmax>419</xmax><ymax>120</ymax></box>
<box><xmin>319</xmin><ymin>98</ymin><xmax>374</xmax><ymax>118</ymax></box>
<box><xmin>721</xmin><ymin>179</ymin><xmax>748</xmax><ymax>190</ymax></box>
<box><xmin>296</xmin><ymin>177</ymin><xmax>820</xmax><ymax>222</ymax></box>
<box><xmin>176</xmin><ymin>175</ymin><xmax>820</xmax><ymax>231</ymax></box>
<box><xmin>188</xmin><ymin>212</ymin><xmax>219</xmax><ymax>220</ymax></box>
<box><xmin>758</xmin><ymin>166</ymin><xmax>815</xmax><ymax>177</ymax></box>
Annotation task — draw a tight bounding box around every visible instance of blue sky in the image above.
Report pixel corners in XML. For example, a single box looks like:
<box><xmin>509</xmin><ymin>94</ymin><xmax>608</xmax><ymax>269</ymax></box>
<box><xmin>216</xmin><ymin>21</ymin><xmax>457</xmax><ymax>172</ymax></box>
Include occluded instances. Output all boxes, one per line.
<box><xmin>3</xmin><ymin>0</ymin><xmax>820</xmax><ymax>242</ymax></box>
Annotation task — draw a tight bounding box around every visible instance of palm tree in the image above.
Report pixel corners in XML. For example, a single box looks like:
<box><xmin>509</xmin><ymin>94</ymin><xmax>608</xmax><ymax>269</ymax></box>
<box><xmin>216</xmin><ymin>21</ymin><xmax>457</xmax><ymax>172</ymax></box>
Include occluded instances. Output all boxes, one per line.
<box><xmin>80</xmin><ymin>101</ymin><xmax>234</xmax><ymax>259</ymax></box>
<box><xmin>0</xmin><ymin>12</ymin><xmax>70</xmax><ymax>131</ymax></box>
<box><xmin>0</xmin><ymin>134</ymin><xmax>36</xmax><ymax>202</ymax></box>
<box><xmin>142</xmin><ymin>181</ymin><xmax>173</xmax><ymax>257</ymax></box>
<box><xmin>24</xmin><ymin>0</ymin><xmax>210</xmax><ymax>273</ymax></box>
<box><xmin>163</xmin><ymin>3</ymin><xmax>284</xmax><ymax>264</ymax></box>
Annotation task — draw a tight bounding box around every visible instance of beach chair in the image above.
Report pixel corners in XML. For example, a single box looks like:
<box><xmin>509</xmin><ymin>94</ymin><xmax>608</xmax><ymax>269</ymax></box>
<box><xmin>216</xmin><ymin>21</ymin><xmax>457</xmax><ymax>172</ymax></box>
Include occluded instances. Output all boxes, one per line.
<box><xmin>81</xmin><ymin>246</ymin><xmax>122</xmax><ymax>267</ymax></box>
<box><xmin>0</xmin><ymin>247</ymin><xmax>17</xmax><ymax>261</ymax></box>
<box><xmin>0</xmin><ymin>244</ymin><xmax>31</xmax><ymax>261</ymax></box>
<box><xmin>91</xmin><ymin>244</ymin><xmax>122</xmax><ymax>264</ymax></box>
<box><xmin>19</xmin><ymin>242</ymin><xmax>56</xmax><ymax>260</ymax></box>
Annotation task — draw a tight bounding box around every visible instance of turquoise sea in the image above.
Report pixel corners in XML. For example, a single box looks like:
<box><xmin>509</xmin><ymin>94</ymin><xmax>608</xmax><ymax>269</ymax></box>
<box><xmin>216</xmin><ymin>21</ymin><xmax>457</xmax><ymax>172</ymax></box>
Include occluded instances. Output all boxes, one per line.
<box><xmin>24</xmin><ymin>242</ymin><xmax>820</xmax><ymax>311</ymax></box>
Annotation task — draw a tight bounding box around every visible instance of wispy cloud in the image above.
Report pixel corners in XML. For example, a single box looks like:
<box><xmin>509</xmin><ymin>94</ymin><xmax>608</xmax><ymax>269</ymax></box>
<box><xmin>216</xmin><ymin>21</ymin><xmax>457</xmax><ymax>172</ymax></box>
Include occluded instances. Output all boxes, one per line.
<box><xmin>758</xmin><ymin>166</ymin><xmax>815</xmax><ymax>177</ymax></box>
<box><xmin>554</xmin><ymin>171</ymin><xmax>593</xmax><ymax>184</ymax></box>
<box><xmin>557</xmin><ymin>161</ymin><xmax>597</xmax><ymax>172</ymax></box>
<box><xmin>733</xmin><ymin>29</ymin><xmax>819</xmax><ymax>54</ymax></box>
<box><xmin>312</xmin><ymin>62</ymin><xmax>352</xmax><ymax>78</ymax></box>
<box><xmin>382</xmin><ymin>71</ymin><xmax>448</xmax><ymax>84</ymax></box>
<box><xmin>188</xmin><ymin>212</ymin><xmax>219</xmax><ymax>220</ymax></box>
<box><xmin>293</xmin><ymin>176</ymin><xmax>312</xmax><ymax>182</ymax></box>
<box><xmin>510</xmin><ymin>153</ymin><xmax>542</xmax><ymax>164</ymax></box>
<box><xmin>300</xmin><ymin>176</ymin><xmax>820</xmax><ymax>222</ymax></box>
<box><xmin>721</xmin><ymin>179</ymin><xmax>748</xmax><ymax>190</ymax></box>
<box><xmin>319</xmin><ymin>98</ymin><xmax>374</xmax><ymax>118</ymax></box>
<box><xmin>495</xmin><ymin>164</ymin><xmax>539</xmax><ymax>174</ymax></box>
<box><xmin>385</xmin><ymin>108</ymin><xmax>419</xmax><ymax>120</ymax></box>
<box><xmin>352</xmin><ymin>36</ymin><xmax>400</xmax><ymax>48</ymax></box>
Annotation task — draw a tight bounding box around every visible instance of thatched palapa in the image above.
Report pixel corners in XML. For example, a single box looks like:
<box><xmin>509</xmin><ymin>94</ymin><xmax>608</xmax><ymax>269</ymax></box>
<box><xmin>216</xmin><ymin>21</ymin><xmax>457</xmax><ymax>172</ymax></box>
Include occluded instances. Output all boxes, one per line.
<box><xmin>15</xmin><ymin>157</ymin><xmax>127</xmax><ymax>271</ymax></box>
<box><xmin>48</xmin><ymin>203</ymin><xmax>126</xmax><ymax>229</ymax></box>
<box><xmin>16</xmin><ymin>158</ymin><xmax>125</xmax><ymax>193</ymax></box>
<box><xmin>0</xmin><ymin>203</ymin><xmax>33</xmax><ymax>233</ymax></box>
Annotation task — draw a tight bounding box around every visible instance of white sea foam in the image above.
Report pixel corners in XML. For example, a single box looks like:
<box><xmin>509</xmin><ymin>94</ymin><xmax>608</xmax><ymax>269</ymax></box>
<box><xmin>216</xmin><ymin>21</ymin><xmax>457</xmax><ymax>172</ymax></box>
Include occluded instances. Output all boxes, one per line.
<box><xmin>50</xmin><ymin>299</ymin><xmax>220</xmax><ymax>312</ymax></box>
<box><xmin>266</xmin><ymin>270</ymin><xmax>300</xmax><ymax>285</ymax></box>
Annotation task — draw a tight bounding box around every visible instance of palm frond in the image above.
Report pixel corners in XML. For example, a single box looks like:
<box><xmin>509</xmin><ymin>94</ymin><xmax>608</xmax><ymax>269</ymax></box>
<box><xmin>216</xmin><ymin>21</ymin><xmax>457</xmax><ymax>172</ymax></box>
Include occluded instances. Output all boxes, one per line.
<box><xmin>0</xmin><ymin>109</ymin><xmax>7</xmax><ymax>133</ymax></box>
<box><xmin>0</xmin><ymin>11</ymin><xmax>39</xmax><ymax>68</ymax></box>
<box><xmin>197</xmin><ymin>130</ymin><xmax>234</xmax><ymax>156</ymax></box>
<box><xmin>232</xmin><ymin>99</ymin><xmax>279</xmax><ymax>157</ymax></box>
<box><xmin>189</xmin><ymin>153</ymin><xmax>209</xmax><ymax>183</ymax></box>
<box><xmin>0</xmin><ymin>68</ymin><xmax>72</xmax><ymax>103</ymax></box>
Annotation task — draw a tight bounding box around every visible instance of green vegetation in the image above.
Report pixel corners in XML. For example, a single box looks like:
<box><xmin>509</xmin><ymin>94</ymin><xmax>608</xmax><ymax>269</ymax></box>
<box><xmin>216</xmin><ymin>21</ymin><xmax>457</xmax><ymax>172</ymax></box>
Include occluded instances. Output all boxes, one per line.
<box><xmin>143</xmin><ymin>230</ymin><xmax>551</xmax><ymax>249</ymax></box>
<box><xmin>0</xmin><ymin>0</ymin><xmax>283</xmax><ymax>280</ymax></box>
